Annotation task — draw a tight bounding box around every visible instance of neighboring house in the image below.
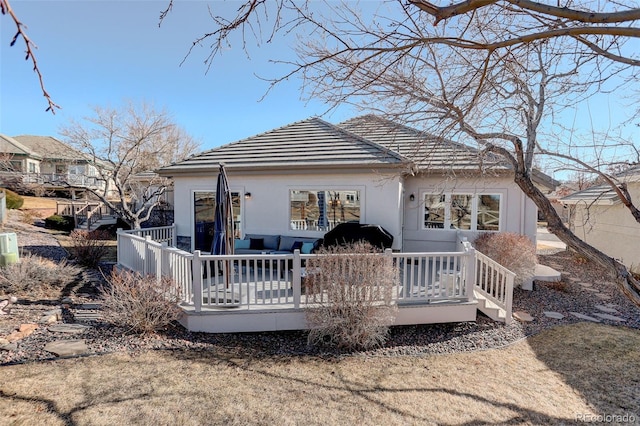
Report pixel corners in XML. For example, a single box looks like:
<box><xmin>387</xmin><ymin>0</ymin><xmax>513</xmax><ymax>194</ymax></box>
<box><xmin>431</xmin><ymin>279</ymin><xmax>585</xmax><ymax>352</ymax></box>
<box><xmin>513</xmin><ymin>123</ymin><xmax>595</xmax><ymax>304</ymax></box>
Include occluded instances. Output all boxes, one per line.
<box><xmin>0</xmin><ymin>134</ymin><xmax>113</xmax><ymax>197</ymax></box>
<box><xmin>561</xmin><ymin>166</ymin><xmax>640</xmax><ymax>271</ymax></box>
<box><xmin>159</xmin><ymin>116</ymin><xmax>555</xmax><ymax>253</ymax></box>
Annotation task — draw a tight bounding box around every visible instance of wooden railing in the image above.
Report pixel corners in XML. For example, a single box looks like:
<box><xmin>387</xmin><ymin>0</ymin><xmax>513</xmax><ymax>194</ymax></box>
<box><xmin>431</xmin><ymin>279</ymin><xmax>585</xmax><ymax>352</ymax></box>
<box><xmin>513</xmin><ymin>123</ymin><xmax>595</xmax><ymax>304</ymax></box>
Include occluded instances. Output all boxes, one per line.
<box><xmin>117</xmin><ymin>228</ymin><xmax>479</xmax><ymax>312</ymax></box>
<box><xmin>57</xmin><ymin>201</ymin><xmax>115</xmax><ymax>230</ymax></box>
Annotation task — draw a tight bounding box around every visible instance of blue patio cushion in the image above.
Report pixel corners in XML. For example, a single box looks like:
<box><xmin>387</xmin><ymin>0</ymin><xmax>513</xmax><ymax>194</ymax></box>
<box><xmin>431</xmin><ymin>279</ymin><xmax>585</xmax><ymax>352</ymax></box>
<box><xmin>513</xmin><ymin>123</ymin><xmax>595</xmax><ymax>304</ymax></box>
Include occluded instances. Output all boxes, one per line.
<box><xmin>235</xmin><ymin>239</ymin><xmax>250</xmax><ymax>249</ymax></box>
<box><xmin>245</xmin><ymin>234</ymin><xmax>280</xmax><ymax>250</ymax></box>
<box><xmin>249</xmin><ymin>238</ymin><xmax>264</xmax><ymax>250</ymax></box>
<box><xmin>291</xmin><ymin>241</ymin><xmax>304</xmax><ymax>251</ymax></box>
<box><xmin>278</xmin><ymin>236</ymin><xmax>319</xmax><ymax>252</ymax></box>
<box><xmin>301</xmin><ymin>242</ymin><xmax>314</xmax><ymax>254</ymax></box>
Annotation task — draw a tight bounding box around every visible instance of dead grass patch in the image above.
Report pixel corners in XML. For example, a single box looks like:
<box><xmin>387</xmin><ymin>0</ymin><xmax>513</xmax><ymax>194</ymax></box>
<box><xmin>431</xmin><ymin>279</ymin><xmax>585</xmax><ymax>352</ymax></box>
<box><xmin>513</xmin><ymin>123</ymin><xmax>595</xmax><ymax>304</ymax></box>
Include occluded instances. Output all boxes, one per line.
<box><xmin>0</xmin><ymin>323</ymin><xmax>637</xmax><ymax>425</ymax></box>
<box><xmin>20</xmin><ymin>196</ymin><xmax>58</xmax><ymax>210</ymax></box>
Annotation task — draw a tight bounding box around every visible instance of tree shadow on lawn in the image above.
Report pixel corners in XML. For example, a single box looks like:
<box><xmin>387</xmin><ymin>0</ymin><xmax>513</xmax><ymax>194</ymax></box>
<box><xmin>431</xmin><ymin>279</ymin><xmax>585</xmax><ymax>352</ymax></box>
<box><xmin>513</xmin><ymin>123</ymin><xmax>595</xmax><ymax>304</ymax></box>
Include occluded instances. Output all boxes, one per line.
<box><xmin>527</xmin><ymin>322</ymin><xmax>640</xmax><ymax>421</ymax></box>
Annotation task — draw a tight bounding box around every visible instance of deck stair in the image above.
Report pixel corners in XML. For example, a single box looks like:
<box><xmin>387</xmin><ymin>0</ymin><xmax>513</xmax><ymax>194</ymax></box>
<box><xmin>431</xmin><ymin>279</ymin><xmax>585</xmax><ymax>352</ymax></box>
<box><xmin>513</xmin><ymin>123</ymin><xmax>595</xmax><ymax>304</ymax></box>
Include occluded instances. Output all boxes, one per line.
<box><xmin>56</xmin><ymin>201</ymin><xmax>118</xmax><ymax>231</ymax></box>
<box><xmin>474</xmin><ymin>289</ymin><xmax>509</xmax><ymax>323</ymax></box>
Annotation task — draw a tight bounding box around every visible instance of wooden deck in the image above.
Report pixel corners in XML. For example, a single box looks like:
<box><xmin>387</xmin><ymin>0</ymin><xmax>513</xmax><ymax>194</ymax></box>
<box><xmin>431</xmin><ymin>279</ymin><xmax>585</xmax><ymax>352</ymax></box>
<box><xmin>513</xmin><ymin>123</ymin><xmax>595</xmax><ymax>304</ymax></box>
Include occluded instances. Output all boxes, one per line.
<box><xmin>117</xmin><ymin>226</ymin><xmax>514</xmax><ymax>333</ymax></box>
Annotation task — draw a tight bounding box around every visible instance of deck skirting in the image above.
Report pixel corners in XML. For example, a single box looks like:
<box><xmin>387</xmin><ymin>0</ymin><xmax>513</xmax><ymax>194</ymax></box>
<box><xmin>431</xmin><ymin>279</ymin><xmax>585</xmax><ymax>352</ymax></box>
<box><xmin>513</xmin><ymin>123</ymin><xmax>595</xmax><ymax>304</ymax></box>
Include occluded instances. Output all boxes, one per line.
<box><xmin>179</xmin><ymin>300</ymin><xmax>478</xmax><ymax>333</ymax></box>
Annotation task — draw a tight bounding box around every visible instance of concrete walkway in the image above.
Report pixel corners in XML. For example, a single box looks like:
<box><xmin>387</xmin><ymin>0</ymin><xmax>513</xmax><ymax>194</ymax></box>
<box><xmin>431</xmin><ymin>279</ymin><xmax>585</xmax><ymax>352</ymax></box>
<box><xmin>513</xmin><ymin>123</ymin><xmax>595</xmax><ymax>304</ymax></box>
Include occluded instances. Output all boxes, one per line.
<box><xmin>536</xmin><ymin>227</ymin><xmax>567</xmax><ymax>251</ymax></box>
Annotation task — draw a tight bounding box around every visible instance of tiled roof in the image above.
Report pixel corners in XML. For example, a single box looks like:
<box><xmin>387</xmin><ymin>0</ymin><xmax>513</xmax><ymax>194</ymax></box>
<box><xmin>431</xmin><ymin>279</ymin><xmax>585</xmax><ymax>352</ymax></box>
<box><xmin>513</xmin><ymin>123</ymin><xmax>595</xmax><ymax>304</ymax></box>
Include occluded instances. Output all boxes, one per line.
<box><xmin>12</xmin><ymin>135</ymin><xmax>90</xmax><ymax>162</ymax></box>
<box><xmin>338</xmin><ymin>115</ymin><xmax>508</xmax><ymax>173</ymax></box>
<box><xmin>159</xmin><ymin>115</ymin><xmax>557</xmax><ymax>191</ymax></box>
<box><xmin>160</xmin><ymin>117</ymin><xmax>405</xmax><ymax>174</ymax></box>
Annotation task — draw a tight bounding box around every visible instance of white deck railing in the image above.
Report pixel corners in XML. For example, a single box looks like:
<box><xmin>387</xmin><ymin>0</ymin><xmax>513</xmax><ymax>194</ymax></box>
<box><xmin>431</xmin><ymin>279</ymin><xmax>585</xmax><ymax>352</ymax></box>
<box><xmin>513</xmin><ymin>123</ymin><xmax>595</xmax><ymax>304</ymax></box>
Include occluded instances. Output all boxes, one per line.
<box><xmin>473</xmin><ymin>250</ymin><xmax>515</xmax><ymax>323</ymax></box>
<box><xmin>119</xmin><ymin>224</ymin><xmax>176</xmax><ymax>246</ymax></box>
<box><xmin>117</xmin><ymin>228</ymin><xmax>481</xmax><ymax>312</ymax></box>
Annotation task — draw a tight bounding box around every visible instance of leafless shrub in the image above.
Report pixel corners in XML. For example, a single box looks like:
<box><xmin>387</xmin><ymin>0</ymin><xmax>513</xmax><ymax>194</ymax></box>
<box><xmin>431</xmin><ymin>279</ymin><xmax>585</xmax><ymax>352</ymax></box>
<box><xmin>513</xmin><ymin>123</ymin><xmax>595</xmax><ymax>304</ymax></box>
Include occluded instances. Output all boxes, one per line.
<box><xmin>546</xmin><ymin>280</ymin><xmax>570</xmax><ymax>293</ymax></box>
<box><xmin>19</xmin><ymin>209</ymin><xmax>42</xmax><ymax>225</ymax></box>
<box><xmin>68</xmin><ymin>230</ymin><xmax>111</xmax><ymax>268</ymax></box>
<box><xmin>304</xmin><ymin>242</ymin><xmax>398</xmax><ymax>350</ymax></box>
<box><xmin>100</xmin><ymin>269</ymin><xmax>183</xmax><ymax>335</ymax></box>
<box><xmin>0</xmin><ymin>253</ymin><xmax>81</xmax><ymax>296</ymax></box>
<box><xmin>474</xmin><ymin>233</ymin><xmax>537</xmax><ymax>288</ymax></box>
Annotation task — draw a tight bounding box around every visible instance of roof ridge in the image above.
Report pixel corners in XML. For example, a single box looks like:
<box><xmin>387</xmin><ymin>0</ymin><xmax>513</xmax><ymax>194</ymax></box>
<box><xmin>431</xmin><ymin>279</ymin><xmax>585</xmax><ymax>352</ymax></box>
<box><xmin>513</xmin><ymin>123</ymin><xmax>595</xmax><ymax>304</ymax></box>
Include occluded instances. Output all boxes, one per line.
<box><xmin>314</xmin><ymin>117</ymin><xmax>407</xmax><ymax>163</ymax></box>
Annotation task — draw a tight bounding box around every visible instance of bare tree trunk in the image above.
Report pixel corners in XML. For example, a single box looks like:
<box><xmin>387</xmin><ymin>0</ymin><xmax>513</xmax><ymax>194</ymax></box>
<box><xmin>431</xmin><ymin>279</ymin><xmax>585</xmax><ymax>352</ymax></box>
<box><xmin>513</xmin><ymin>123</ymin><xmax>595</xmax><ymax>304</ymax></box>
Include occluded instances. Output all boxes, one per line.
<box><xmin>513</xmin><ymin>171</ymin><xmax>640</xmax><ymax>306</ymax></box>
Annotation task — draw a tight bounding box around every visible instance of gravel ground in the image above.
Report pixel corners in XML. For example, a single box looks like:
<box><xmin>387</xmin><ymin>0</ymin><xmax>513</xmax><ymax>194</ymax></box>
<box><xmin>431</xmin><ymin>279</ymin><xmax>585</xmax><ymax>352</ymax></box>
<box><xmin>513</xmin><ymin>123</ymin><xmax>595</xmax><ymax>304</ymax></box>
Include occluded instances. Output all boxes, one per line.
<box><xmin>1</xmin><ymin>211</ymin><xmax>639</xmax><ymax>365</ymax></box>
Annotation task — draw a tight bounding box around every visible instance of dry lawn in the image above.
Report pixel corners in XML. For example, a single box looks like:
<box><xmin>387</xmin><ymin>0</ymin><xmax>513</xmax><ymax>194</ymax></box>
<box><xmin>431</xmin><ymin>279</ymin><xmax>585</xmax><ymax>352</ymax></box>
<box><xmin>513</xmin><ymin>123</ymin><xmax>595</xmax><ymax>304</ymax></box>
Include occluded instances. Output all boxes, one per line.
<box><xmin>1</xmin><ymin>323</ymin><xmax>638</xmax><ymax>425</ymax></box>
<box><xmin>20</xmin><ymin>196</ymin><xmax>58</xmax><ymax>210</ymax></box>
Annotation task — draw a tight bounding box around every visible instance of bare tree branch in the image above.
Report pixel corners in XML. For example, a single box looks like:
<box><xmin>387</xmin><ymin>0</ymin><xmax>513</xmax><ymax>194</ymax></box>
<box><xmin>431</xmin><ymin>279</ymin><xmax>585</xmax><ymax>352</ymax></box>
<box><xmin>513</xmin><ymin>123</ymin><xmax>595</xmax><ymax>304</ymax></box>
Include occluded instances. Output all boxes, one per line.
<box><xmin>410</xmin><ymin>0</ymin><xmax>640</xmax><ymax>25</ymax></box>
<box><xmin>1</xmin><ymin>0</ymin><xmax>60</xmax><ymax>113</ymax></box>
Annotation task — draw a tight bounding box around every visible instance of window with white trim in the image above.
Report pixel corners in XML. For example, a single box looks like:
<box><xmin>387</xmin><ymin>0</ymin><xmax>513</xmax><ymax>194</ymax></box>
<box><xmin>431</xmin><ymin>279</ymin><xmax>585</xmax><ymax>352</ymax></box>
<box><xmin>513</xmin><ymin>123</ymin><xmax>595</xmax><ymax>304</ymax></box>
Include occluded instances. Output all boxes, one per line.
<box><xmin>423</xmin><ymin>193</ymin><xmax>501</xmax><ymax>231</ymax></box>
<box><xmin>290</xmin><ymin>190</ymin><xmax>361</xmax><ymax>231</ymax></box>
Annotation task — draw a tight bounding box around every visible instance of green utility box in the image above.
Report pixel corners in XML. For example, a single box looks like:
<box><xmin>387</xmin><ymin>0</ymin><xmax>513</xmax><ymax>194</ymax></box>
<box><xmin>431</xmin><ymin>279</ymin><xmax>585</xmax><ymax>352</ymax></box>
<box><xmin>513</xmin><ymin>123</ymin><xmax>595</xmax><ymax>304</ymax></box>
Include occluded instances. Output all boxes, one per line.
<box><xmin>0</xmin><ymin>232</ymin><xmax>19</xmax><ymax>267</ymax></box>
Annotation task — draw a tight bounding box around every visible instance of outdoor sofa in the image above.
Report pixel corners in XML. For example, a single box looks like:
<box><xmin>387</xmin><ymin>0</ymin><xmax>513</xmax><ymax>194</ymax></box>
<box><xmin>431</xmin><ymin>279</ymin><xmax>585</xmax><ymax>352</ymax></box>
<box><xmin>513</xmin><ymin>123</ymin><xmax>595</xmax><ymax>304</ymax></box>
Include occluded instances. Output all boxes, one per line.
<box><xmin>234</xmin><ymin>234</ymin><xmax>322</xmax><ymax>255</ymax></box>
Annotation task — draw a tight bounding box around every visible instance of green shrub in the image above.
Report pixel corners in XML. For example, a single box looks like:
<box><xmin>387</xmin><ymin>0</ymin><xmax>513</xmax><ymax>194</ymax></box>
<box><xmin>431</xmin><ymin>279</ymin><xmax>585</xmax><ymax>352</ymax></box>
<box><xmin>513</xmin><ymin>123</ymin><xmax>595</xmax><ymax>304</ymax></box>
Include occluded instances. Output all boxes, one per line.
<box><xmin>0</xmin><ymin>253</ymin><xmax>82</xmax><ymax>296</ymax></box>
<box><xmin>44</xmin><ymin>214</ymin><xmax>75</xmax><ymax>231</ymax></box>
<box><xmin>473</xmin><ymin>232</ymin><xmax>537</xmax><ymax>288</ymax></box>
<box><xmin>100</xmin><ymin>269</ymin><xmax>183</xmax><ymax>335</ymax></box>
<box><xmin>2</xmin><ymin>188</ymin><xmax>24</xmax><ymax>209</ymax></box>
<box><xmin>68</xmin><ymin>230</ymin><xmax>110</xmax><ymax>268</ymax></box>
<box><xmin>304</xmin><ymin>242</ymin><xmax>398</xmax><ymax>350</ymax></box>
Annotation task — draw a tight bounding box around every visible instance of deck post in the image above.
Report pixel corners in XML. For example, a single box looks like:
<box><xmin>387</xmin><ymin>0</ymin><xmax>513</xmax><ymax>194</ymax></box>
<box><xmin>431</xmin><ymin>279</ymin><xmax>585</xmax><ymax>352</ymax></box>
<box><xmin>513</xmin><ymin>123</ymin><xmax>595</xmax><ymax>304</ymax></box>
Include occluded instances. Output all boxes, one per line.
<box><xmin>116</xmin><ymin>228</ymin><xmax>123</xmax><ymax>267</ymax></box>
<box><xmin>143</xmin><ymin>236</ymin><xmax>152</xmax><ymax>275</ymax></box>
<box><xmin>464</xmin><ymin>245</ymin><xmax>476</xmax><ymax>302</ymax></box>
<box><xmin>171</xmin><ymin>223</ymin><xmax>177</xmax><ymax>248</ymax></box>
<box><xmin>292</xmin><ymin>249</ymin><xmax>301</xmax><ymax>308</ymax></box>
<box><xmin>384</xmin><ymin>249</ymin><xmax>395</xmax><ymax>299</ymax></box>
<box><xmin>192</xmin><ymin>250</ymin><xmax>203</xmax><ymax>312</ymax></box>
<box><xmin>158</xmin><ymin>242</ymin><xmax>168</xmax><ymax>283</ymax></box>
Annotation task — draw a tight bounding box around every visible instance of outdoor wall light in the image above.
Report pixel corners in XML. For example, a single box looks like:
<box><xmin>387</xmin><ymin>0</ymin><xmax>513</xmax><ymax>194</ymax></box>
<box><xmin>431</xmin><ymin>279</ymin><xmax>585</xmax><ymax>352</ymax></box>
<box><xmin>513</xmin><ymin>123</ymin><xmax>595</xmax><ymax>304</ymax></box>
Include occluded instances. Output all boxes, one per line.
<box><xmin>244</xmin><ymin>192</ymin><xmax>252</xmax><ymax>199</ymax></box>
<box><xmin>409</xmin><ymin>193</ymin><xmax>415</xmax><ymax>202</ymax></box>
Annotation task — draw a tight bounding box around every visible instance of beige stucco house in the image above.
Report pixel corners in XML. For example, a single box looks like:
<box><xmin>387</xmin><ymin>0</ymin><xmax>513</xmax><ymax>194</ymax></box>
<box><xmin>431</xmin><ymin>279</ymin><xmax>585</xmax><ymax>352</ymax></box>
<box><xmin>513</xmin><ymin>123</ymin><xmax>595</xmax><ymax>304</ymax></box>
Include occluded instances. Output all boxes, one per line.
<box><xmin>562</xmin><ymin>166</ymin><xmax>640</xmax><ymax>271</ymax></box>
<box><xmin>159</xmin><ymin>116</ymin><xmax>555</xmax><ymax>253</ymax></box>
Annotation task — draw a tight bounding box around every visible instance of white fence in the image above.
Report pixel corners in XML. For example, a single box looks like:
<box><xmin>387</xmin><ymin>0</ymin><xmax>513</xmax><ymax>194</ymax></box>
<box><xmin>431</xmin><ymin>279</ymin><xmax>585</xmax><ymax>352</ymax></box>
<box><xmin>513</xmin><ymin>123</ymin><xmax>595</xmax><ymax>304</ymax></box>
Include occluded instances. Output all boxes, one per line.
<box><xmin>117</xmin><ymin>226</ymin><xmax>514</xmax><ymax>322</ymax></box>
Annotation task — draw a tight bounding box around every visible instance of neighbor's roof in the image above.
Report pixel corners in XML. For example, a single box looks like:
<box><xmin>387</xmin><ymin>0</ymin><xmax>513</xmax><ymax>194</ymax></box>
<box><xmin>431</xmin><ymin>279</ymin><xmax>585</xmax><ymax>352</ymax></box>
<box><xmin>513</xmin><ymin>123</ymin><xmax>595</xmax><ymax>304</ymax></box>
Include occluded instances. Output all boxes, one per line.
<box><xmin>560</xmin><ymin>165</ymin><xmax>640</xmax><ymax>206</ymax></box>
<box><xmin>11</xmin><ymin>135</ymin><xmax>91</xmax><ymax>162</ymax></box>
<box><xmin>0</xmin><ymin>134</ymin><xmax>41</xmax><ymax>159</ymax></box>
<box><xmin>560</xmin><ymin>185</ymin><xmax>622</xmax><ymax>205</ymax></box>
<box><xmin>159</xmin><ymin>117</ymin><xmax>406</xmax><ymax>175</ymax></box>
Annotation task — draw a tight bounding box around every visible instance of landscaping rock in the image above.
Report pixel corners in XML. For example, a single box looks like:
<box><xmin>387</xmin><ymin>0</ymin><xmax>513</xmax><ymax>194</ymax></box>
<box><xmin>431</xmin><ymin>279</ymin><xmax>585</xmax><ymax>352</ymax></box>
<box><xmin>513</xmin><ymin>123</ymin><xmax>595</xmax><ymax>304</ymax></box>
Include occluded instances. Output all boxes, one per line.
<box><xmin>44</xmin><ymin>340</ymin><xmax>88</xmax><ymax>357</ymax></box>
<box><xmin>513</xmin><ymin>311</ymin><xmax>534</xmax><ymax>322</ymax></box>
<box><xmin>543</xmin><ymin>311</ymin><xmax>564</xmax><ymax>319</ymax></box>
<box><xmin>6</xmin><ymin>323</ymin><xmax>38</xmax><ymax>342</ymax></box>
<box><xmin>569</xmin><ymin>312</ymin><xmax>601</xmax><ymax>322</ymax></box>
<box><xmin>592</xmin><ymin>313</ymin><xmax>626</xmax><ymax>322</ymax></box>
<box><xmin>48</xmin><ymin>324</ymin><xmax>91</xmax><ymax>334</ymax></box>
<box><xmin>594</xmin><ymin>305</ymin><xmax>619</xmax><ymax>314</ymax></box>
<box><xmin>0</xmin><ymin>342</ymin><xmax>18</xmax><ymax>351</ymax></box>
<box><xmin>0</xmin><ymin>337</ymin><xmax>9</xmax><ymax>346</ymax></box>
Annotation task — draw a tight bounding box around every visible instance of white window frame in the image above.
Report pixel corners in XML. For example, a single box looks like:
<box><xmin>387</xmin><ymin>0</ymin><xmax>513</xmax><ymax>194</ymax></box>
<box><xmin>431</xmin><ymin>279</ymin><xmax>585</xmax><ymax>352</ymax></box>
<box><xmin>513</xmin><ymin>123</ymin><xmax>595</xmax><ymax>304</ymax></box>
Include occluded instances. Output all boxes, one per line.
<box><xmin>288</xmin><ymin>188</ymin><xmax>363</xmax><ymax>233</ymax></box>
<box><xmin>422</xmin><ymin>192</ymin><xmax>502</xmax><ymax>231</ymax></box>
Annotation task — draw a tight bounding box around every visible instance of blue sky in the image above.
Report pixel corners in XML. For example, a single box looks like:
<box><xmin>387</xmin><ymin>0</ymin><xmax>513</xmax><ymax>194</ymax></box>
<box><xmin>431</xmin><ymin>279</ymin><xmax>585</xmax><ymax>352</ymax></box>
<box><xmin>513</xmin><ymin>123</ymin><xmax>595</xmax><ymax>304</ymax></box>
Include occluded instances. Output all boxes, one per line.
<box><xmin>0</xmin><ymin>1</ymin><xmax>355</xmax><ymax>148</ymax></box>
<box><xmin>1</xmin><ymin>0</ymin><xmax>637</xmax><ymax>171</ymax></box>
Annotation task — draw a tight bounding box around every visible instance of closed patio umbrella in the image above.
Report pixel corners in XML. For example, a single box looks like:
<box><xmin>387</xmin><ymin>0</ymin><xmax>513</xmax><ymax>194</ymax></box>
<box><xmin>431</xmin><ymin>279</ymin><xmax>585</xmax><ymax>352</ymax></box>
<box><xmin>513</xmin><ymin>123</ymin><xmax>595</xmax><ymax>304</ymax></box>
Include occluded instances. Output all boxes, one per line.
<box><xmin>212</xmin><ymin>164</ymin><xmax>234</xmax><ymax>256</ymax></box>
<box><xmin>211</xmin><ymin>164</ymin><xmax>236</xmax><ymax>296</ymax></box>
